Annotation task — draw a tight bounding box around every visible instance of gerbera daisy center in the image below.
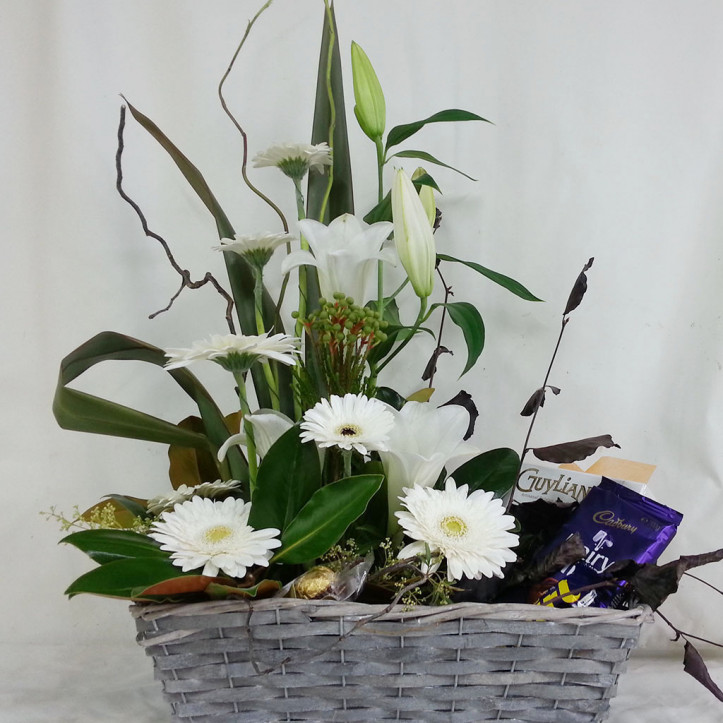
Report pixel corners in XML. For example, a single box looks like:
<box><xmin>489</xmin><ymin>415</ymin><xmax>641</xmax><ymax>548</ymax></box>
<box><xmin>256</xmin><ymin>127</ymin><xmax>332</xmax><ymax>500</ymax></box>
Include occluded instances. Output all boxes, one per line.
<box><xmin>203</xmin><ymin>524</ymin><xmax>235</xmax><ymax>544</ymax></box>
<box><xmin>439</xmin><ymin>515</ymin><xmax>468</xmax><ymax>538</ymax></box>
<box><xmin>338</xmin><ymin>424</ymin><xmax>361</xmax><ymax>437</ymax></box>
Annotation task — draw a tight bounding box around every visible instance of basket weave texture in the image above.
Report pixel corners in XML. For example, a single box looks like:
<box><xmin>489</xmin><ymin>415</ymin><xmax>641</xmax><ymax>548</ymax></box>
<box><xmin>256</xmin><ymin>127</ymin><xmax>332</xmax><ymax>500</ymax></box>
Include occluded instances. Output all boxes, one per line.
<box><xmin>132</xmin><ymin>598</ymin><xmax>650</xmax><ymax>722</ymax></box>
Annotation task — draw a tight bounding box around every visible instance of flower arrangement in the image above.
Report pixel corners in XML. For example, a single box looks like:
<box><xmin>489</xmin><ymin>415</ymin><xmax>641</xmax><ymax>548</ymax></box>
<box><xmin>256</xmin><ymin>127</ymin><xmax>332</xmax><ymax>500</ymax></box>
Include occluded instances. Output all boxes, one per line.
<box><xmin>51</xmin><ymin>1</ymin><xmax>723</xmax><ymax>701</ymax></box>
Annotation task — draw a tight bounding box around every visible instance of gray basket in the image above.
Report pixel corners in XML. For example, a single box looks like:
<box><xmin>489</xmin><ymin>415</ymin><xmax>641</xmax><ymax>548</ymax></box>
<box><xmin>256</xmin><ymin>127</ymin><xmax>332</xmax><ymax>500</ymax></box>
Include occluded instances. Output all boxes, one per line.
<box><xmin>132</xmin><ymin>598</ymin><xmax>651</xmax><ymax>722</ymax></box>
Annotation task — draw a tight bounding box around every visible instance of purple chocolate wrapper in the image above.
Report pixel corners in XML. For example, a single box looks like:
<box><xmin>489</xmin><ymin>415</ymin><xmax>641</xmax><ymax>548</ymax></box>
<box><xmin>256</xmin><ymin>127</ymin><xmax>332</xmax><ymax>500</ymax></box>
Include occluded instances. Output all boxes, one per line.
<box><xmin>532</xmin><ymin>478</ymin><xmax>683</xmax><ymax>608</ymax></box>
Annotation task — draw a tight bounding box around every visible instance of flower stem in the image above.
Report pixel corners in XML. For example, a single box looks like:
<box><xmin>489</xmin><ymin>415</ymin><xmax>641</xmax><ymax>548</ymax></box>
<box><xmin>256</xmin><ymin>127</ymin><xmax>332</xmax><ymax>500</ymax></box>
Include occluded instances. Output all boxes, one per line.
<box><xmin>234</xmin><ymin>371</ymin><xmax>257</xmax><ymax>492</ymax></box>
<box><xmin>376</xmin><ymin>296</ymin><xmax>428</xmax><ymax>373</ymax></box>
<box><xmin>252</xmin><ymin>268</ymin><xmax>280</xmax><ymax>411</ymax></box>
<box><xmin>342</xmin><ymin>449</ymin><xmax>353</xmax><ymax>479</ymax></box>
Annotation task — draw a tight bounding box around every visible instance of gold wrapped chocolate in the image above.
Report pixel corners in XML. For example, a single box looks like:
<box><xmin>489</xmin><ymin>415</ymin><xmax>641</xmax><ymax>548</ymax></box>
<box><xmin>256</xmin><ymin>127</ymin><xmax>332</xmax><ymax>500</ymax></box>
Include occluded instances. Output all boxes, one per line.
<box><xmin>292</xmin><ymin>566</ymin><xmax>335</xmax><ymax>599</ymax></box>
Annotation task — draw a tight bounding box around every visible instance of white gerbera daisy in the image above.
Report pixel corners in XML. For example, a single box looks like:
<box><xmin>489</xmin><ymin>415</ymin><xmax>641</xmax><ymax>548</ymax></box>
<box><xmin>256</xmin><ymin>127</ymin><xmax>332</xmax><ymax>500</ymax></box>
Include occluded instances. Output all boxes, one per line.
<box><xmin>395</xmin><ymin>479</ymin><xmax>519</xmax><ymax>581</ymax></box>
<box><xmin>146</xmin><ymin>479</ymin><xmax>242</xmax><ymax>516</ymax></box>
<box><xmin>164</xmin><ymin>332</ymin><xmax>299</xmax><ymax>372</ymax></box>
<box><xmin>300</xmin><ymin>393</ymin><xmax>394</xmax><ymax>455</ymax></box>
<box><xmin>252</xmin><ymin>142</ymin><xmax>332</xmax><ymax>180</ymax></box>
<box><xmin>215</xmin><ymin>233</ymin><xmax>292</xmax><ymax>270</ymax></box>
<box><xmin>148</xmin><ymin>497</ymin><xmax>281</xmax><ymax>578</ymax></box>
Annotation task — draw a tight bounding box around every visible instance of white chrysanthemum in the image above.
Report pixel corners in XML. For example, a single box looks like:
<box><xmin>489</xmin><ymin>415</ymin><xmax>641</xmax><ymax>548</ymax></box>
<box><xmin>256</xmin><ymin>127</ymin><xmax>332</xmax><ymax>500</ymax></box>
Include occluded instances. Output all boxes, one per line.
<box><xmin>148</xmin><ymin>497</ymin><xmax>281</xmax><ymax>578</ymax></box>
<box><xmin>146</xmin><ymin>479</ymin><xmax>242</xmax><ymax>516</ymax></box>
<box><xmin>252</xmin><ymin>142</ymin><xmax>332</xmax><ymax>180</ymax></box>
<box><xmin>300</xmin><ymin>393</ymin><xmax>394</xmax><ymax>455</ymax></box>
<box><xmin>164</xmin><ymin>332</ymin><xmax>299</xmax><ymax>372</ymax></box>
<box><xmin>215</xmin><ymin>233</ymin><xmax>292</xmax><ymax>269</ymax></box>
<box><xmin>395</xmin><ymin>479</ymin><xmax>519</xmax><ymax>581</ymax></box>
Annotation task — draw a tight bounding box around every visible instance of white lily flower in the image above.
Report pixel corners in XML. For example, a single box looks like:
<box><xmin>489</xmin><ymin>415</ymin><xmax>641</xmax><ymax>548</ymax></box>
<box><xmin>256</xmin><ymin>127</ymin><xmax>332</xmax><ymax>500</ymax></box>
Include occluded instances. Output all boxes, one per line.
<box><xmin>391</xmin><ymin>168</ymin><xmax>436</xmax><ymax>298</ymax></box>
<box><xmin>281</xmin><ymin>214</ymin><xmax>394</xmax><ymax>305</ymax></box>
<box><xmin>378</xmin><ymin>401</ymin><xmax>480</xmax><ymax>520</ymax></box>
<box><xmin>216</xmin><ymin>409</ymin><xmax>295</xmax><ymax>462</ymax></box>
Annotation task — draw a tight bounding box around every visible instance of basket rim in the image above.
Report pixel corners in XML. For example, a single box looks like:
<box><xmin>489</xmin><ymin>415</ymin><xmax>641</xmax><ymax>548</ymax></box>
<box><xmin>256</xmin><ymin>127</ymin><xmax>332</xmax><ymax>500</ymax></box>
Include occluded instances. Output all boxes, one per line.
<box><xmin>131</xmin><ymin>597</ymin><xmax>652</xmax><ymax>628</ymax></box>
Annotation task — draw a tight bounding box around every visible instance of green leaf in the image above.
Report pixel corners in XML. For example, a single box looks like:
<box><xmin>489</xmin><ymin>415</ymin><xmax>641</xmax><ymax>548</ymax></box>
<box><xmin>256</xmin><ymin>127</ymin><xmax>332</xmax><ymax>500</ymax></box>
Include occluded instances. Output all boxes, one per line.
<box><xmin>450</xmin><ymin>448</ymin><xmax>520</xmax><ymax>498</ymax></box>
<box><xmin>307</xmin><ymin>3</ymin><xmax>354</xmax><ymax>224</ymax></box>
<box><xmin>385</xmin><ymin>109</ymin><xmax>492</xmax><ymax>152</ymax></box>
<box><xmin>387</xmin><ymin>149</ymin><xmax>476</xmax><ymax>181</ymax></box>
<box><xmin>363</xmin><ymin>174</ymin><xmax>440</xmax><ymax>225</ymax></box>
<box><xmin>52</xmin><ymin>332</ymin><xmax>247</xmax><ymax>483</ymax></box>
<box><xmin>64</xmin><ymin>557</ymin><xmax>201</xmax><ymax>600</ymax></box>
<box><xmin>437</xmin><ymin>253</ymin><xmax>542</xmax><ymax>302</ymax></box>
<box><xmin>249</xmin><ymin>426</ymin><xmax>322</xmax><ymax>532</ymax></box>
<box><xmin>429</xmin><ymin>302</ymin><xmax>485</xmax><ymax>376</ymax></box>
<box><xmin>125</xmin><ymin>100</ymin><xmax>234</xmax><ymax>238</ymax></box>
<box><xmin>61</xmin><ymin>529</ymin><xmax>166</xmax><ymax>566</ymax></box>
<box><xmin>272</xmin><ymin>474</ymin><xmax>383</xmax><ymax>564</ymax></box>
<box><xmin>104</xmin><ymin>494</ymin><xmax>149</xmax><ymax>519</ymax></box>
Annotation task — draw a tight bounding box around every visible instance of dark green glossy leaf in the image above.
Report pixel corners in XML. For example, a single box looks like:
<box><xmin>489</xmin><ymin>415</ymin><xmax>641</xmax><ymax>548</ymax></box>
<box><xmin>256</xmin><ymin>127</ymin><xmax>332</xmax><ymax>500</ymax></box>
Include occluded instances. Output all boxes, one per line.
<box><xmin>52</xmin><ymin>331</ymin><xmax>247</xmax><ymax>483</ymax></box>
<box><xmin>387</xmin><ymin>149</ymin><xmax>475</xmax><ymax>181</ymax></box>
<box><xmin>450</xmin><ymin>448</ymin><xmax>520</xmax><ymax>498</ymax></box>
<box><xmin>437</xmin><ymin>254</ymin><xmax>542</xmax><ymax>302</ymax></box>
<box><xmin>385</xmin><ymin>109</ymin><xmax>492</xmax><ymax>152</ymax></box>
<box><xmin>273</xmin><ymin>474</ymin><xmax>383</xmax><ymax>564</ymax></box>
<box><xmin>307</xmin><ymin>3</ymin><xmax>354</xmax><ymax>223</ymax></box>
<box><xmin>61</xmin><ymin>529</ymin><xmax>166</xmax><ymax>565</ymax></box>
<box><xmin>64</xmin><ymin>557</ymin><xmax>201</xmax><ymax>600</ymax></box>
<box><xmin>249</xmin><ymin>426</ymin><xmax>322</xmax><ymax>532</ymax></box>
<box><xmin>374</xmin><ymin>386</ymin><xmax>406</xmax><ymax>410</ymax></box>
<box><xmin>429</xmin><ymin>301</ymin><xmax>485</xmax><ymax>376</ymax></box>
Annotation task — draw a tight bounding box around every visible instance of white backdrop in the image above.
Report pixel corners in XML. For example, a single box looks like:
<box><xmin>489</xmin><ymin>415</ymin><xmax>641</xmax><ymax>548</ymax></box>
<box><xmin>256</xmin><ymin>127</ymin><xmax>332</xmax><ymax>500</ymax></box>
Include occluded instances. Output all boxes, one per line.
<box><xmin>2</xmin><ymin>1</ymin><xmax>723</xmax><ymax>721</ymax></box>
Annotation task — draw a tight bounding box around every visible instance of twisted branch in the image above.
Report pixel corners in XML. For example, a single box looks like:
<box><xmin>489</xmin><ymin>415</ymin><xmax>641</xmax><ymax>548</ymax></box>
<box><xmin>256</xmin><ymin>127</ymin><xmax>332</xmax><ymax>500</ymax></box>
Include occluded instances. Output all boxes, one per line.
<box><xmin>115</xmin><ymin>106</ymin><xmax>236</xmax><ymax>332</ymax></box>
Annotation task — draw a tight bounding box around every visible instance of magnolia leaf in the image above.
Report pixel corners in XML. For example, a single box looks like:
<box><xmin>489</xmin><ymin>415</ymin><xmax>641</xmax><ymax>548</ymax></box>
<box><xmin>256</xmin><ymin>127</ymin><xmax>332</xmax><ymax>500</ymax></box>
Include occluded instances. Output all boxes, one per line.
<box><xmin>563</xmin><ymin>257</ymin><xmax>594</xmax><ymax>316</ymax></box>
<box><xmin>385</xmin><ymin>109</ymin><xmax>492</xmax><ymax>151</ymax></box>
<box><xmin>506</xmin><ymin>532</ymin><xmax>586</xmax><ymax>589</ymax></box>
<box><xmin>249</xmin><ymin>425</ymin><xmax>322</xmax><ymax>533</ymax></box>
<box><xmin>307</xmin><ymin>2</ymin><xmax>354</xmax><ymax>223</ymax></box>
<box><xmin>272</xmin><ymin>474</ymin><xmax>383</xmax><ymax>564</ymax></box>
<box><xmin>437</xmin><ymin>253</ymin><xmax>542</xmax><ymax>302</ymax></box>
<box><xmin>138</xmin><ymin>574</ymin><xmax>221</xmax><ymax>600</ymax></box>
<box><xmin>375</xmin><ymin>386</ymin><xmax>406</xmax><ymax>410</ymax></box>
<box><xmin>532</xmin><ymin>435</ymin><xmax>620</xmax><ymax>464</ymax></box>
<box><xmin>683</xmin><ymin>641</ymin><xmax>723</xmax><ymax>702</ymax></box>
<box><xmin>421</xmin><ymin>345</ymin><xmax>452</xmax><ymax>381</ymax></box>
<box><xmin>406</xmin><ymin>387</ymin><xmax>435</xmax><ymax>403</ymax></box>
<box><xmin>387</xmin><ymin>149</ymin><xmax>476</xmax><ymax>181</ymax></box>
<box><xmin>429</xmin><ymin>302</ymin><xmax>485</xmax><ymax>377</ymax></box>
<box><xmin>168</xmin><ymin>413</ymin><xmax>242</xmax><ymax>489</ymax></box>
<box><xmin>65</xmin><ymin>557</ymin><xmax>199</xmax><ymax>600</ymax></box>
<box><xmin>440</xmin><ymin>390</ymin><xmax>478</xmax><ymax>439</ymax></box>
<box><xmin>52</xmin><ymin>331</ymin><xmax>247</xmax><ymax>483</ymax></box>
<box><xmin>61</xmin><ymin>529</ymin><xmax>166</xmax><ymax>566</ymax></box>
<box><xmin>204</xmin><ymin>579</ymin><xmax>281</xmax><ymax>600</ymax></box>
<box><xmin>450</xmin><ymin>448</ymin><xmax>520</xmax><ymax>497</ymax></box>
<box><xmin>79</xmin><ymin>497</ymin><xmax>145</xmax><ymax>528</ymax></box>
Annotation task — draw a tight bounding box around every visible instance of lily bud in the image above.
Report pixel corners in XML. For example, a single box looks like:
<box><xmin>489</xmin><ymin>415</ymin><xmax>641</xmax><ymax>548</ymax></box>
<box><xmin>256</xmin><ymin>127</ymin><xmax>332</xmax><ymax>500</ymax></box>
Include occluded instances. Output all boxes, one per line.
<box><xmin>351</xmin><ymin>41</ymin><xmax>386</xmax><ymax>141</ymax></box>
<box><xmin>412</xmin><ymin>167</ymin><xmax>436</xmax><ymax>227</ymax></box>
<box><xmin>392</xmin><ymin>168</ymin><xmax>436</xmax><ymax>299</ymax></box>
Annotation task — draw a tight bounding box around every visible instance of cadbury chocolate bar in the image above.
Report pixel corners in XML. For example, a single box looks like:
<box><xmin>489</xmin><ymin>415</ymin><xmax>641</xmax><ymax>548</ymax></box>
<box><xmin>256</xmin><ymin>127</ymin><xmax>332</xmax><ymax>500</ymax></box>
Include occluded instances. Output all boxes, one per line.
<box><xmin>531</xmin><ymin>478</ymin><xmax>683</xmax><ymax>608</ymax></box>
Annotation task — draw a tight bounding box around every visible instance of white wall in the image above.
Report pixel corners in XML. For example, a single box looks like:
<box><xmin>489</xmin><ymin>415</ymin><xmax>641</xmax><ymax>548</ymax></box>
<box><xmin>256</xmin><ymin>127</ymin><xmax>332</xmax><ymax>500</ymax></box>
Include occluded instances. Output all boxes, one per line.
<box><xmin>2</xmin><ymin>1</ymin><xmax>722</xmax><ymax>720</ymax></box>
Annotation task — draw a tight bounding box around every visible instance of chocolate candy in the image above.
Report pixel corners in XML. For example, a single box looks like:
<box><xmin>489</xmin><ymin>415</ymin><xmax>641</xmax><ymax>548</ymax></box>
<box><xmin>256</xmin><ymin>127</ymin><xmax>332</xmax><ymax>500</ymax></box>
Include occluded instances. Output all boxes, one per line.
<box><xmin>532</xmin><ymin>478</ymin><xmax>683</xmax><ymax>608</ymax></box>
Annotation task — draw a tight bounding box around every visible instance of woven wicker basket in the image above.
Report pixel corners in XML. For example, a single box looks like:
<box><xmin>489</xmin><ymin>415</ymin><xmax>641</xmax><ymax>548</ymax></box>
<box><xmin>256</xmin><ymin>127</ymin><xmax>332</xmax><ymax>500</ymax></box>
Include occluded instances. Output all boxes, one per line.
<box><xmin>132</xmin><ymin>598</ymin><xmax>651</xmax><ymax>722</ymax></box>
